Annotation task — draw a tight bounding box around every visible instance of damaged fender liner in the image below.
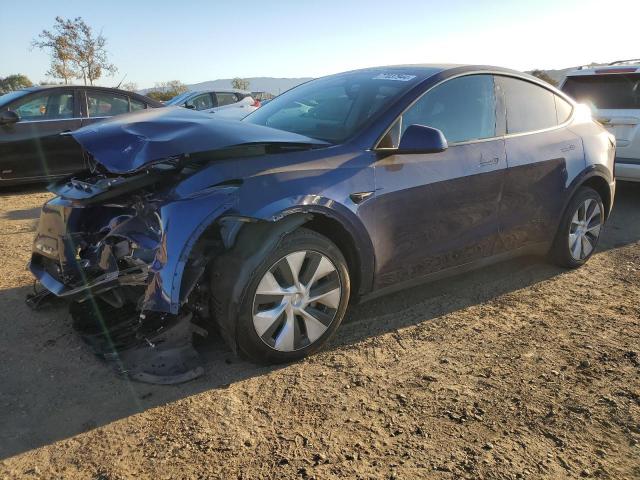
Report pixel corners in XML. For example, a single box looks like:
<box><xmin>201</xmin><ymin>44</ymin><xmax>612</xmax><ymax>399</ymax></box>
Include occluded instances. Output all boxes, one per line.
<box><xmin>210</xmin><ymin>213</ymin><xmax>311</xmax><ymax>353</ymax></box>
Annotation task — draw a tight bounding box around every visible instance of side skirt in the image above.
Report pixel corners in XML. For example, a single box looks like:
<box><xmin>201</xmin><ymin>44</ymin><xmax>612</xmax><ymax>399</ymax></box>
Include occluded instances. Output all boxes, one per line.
<box><xmin>359</xmin><ymin>242</ymin><xmax>550</xmax><ymax>304</ymax></box>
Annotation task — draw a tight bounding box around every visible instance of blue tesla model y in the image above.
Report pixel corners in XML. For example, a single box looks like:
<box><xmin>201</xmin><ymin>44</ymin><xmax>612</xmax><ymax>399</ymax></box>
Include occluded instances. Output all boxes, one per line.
<box><xmin>28</xmin><ymin>65</ymin><xmax>616</xmax><ymax>383</ymax></box>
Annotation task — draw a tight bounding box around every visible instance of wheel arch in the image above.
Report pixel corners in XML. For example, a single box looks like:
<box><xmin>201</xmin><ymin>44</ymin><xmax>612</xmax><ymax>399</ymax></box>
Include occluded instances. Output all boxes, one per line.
<box><xmin>580</xmin><ymin>175</ymin><xmax>613</xmax><ymax>220</ymax></box>
<box><xmin>562</xmin><ymin>165</ymin><xmax>613</xmax><ymax>219</ymax></box>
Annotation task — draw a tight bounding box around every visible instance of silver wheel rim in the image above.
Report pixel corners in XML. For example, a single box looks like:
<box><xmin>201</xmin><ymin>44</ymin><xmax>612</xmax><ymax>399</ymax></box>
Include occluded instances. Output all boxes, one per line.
<box><xmin>568</xmin><ymin>198</ymin><xmax>602</xmax><ymax>261</ymax></box>
<box><xmin>252</xmin><ymin>250</ymin><xmax>342</xmax><ymax>352</ymax></box>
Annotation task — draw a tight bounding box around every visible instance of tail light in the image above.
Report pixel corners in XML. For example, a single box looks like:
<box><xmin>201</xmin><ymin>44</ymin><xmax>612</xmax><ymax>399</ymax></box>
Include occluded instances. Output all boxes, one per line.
<box><xmin>251</xmin><ymin>99</ymin><xmax>261</xmax><ymax>108</ymax></box>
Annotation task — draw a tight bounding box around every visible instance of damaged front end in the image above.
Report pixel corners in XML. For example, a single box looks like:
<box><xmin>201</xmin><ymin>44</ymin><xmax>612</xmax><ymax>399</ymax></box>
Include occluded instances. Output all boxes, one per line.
<box><xmin>28</xmin><ymin>165</ymin><xmax>237</xmax><ymax>384</ymax></box>
<box><xmin>27</xmin><ymin>107</ymin><xmax>329</xmax><ymax>384</ymax></box>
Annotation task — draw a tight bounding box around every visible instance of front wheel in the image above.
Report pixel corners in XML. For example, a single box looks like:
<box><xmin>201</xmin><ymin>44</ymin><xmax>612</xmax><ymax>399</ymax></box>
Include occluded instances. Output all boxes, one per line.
<box><xmin>550</xmin><ymin>187</ymin><xmax>604</xmax><ymax>268</ymax></box>
<box><xmin>234</xmin><ymin>228</ymin><xmax>350</xmax><ymax>364</ymax></box>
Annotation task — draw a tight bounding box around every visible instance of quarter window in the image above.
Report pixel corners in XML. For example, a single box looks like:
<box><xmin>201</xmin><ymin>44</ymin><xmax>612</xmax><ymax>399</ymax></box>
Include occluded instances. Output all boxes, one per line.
<box><xmin>12</xmin><ymin>91</ymin><xmax>75</xmax><ymax>121</ymax></box>
<box><xmin>498</xmin><ymin>76</ymin><xmax>558</xmax><ymax>133</ymax></box>
<box><xmin>87</xmin><ymin>91</ymin><xmax>130</xmax><ymax>117</ymax></box>
<box><xmin>401</xmin><ymin>75</ymin><xmax>496</xmax><ymax>144</ymax></box>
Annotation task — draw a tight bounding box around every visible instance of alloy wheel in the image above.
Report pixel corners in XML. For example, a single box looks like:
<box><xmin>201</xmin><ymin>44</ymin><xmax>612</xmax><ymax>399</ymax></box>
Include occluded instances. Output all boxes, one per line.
<box><xmin>252</xmin><ymin>250</ymin><xmax>342</xmax><ymax>352</ymax></box>
<box><xmin>568</xmin><ymin>198</ymin><xmax>602</xmax><ymax>261</ymax></box>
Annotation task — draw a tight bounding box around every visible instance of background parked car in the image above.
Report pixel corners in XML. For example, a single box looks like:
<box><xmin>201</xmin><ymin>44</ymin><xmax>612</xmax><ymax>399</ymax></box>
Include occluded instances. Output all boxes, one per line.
<box><xmin>0</xmin><ymin>85</ymin><xmax>162</xmax><ymax>185</ymax></box>
<box><xmin>164</xmin><ymin>89</ymin><xmax>260</xmax><ymax>119</ymax></box>
<box><xmin>561</xmin><ymin>60</ymin><xmax>640</xmax><ymax>182</ymax></box>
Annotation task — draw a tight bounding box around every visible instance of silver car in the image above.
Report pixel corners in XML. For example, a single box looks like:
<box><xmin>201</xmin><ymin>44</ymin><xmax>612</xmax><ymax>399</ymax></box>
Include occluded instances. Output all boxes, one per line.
<box><xmin>165</xmin><ymin>89</ymin><xmax>260</xmax><ymax>120</ymax></box>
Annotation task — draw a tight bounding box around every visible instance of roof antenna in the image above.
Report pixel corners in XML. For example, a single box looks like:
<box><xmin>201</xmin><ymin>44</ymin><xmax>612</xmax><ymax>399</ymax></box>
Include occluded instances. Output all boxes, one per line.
<box><xmin>115</xmin><ymin>74</ymin><xmax>127</xmax><ymax>89</ymax></box>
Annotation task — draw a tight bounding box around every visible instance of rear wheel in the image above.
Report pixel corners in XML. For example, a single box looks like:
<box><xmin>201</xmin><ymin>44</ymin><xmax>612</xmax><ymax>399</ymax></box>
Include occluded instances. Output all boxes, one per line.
<box><xmin>550</xmin><ymin>187</ymin><xmax>604</xmax><ymax>268</ymax></box>
<box><xmin>235</xmin><ymin>228</ymin><xmax>350</xmax><ymax>364</ymax></box>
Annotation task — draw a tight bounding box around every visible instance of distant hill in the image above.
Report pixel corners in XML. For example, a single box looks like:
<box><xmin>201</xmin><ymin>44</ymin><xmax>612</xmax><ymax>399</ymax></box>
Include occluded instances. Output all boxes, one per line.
<box><xmin>140</xmin><ymin>77</ymin><xmax>313</xmax><ymax>96</ymax></box>
<box><xmin>141</xmin><ymin>62</ymin><xmax>620</xmax><ymax>97</ymax></box>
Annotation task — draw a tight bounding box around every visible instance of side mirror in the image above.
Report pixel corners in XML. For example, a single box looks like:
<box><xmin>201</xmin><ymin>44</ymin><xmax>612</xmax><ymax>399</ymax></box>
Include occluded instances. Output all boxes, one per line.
<box><xmin>397</xmin><ymin>124</ymin><xmax>447</xmax><ymax>154</ymax></box>
<box><xmin>0</xmin><ymin>110</ymin><xmax>19</xmax><ymax>126</ymax></box>
<box><xmin>184</xmin><ymin>104</ymin><xmax>196</xmax><ymax>110</ymax></box>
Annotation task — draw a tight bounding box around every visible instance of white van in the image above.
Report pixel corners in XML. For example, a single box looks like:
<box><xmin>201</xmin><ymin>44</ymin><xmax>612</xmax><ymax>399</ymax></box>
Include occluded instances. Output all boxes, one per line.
<box><xmin>561</xmin><ymin>60</ymin><xmax>640</xmax><ymax>181</ymax></box>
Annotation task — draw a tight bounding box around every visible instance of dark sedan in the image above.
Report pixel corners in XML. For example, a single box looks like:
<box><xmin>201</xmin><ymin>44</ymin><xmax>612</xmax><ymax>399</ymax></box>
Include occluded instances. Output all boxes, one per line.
<box><xmin>28</xmin><ymin>65</ymin><xmax>616</xmax><ymax>383</ymax></box>
<box><xmin>0</xmin><ymin>85</ymin><xmax>162</xmax><ymax>185</ymax></box>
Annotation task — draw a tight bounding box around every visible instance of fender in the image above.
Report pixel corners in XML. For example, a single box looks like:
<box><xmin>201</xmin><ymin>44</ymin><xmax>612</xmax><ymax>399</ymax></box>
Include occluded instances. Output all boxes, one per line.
<box><xmin>140</xmin><ymin>186</ymin><xmax>238</xmax><ymax>313</ymax></box>
<box><xmin>562</xmin><ymin>164</ymin><xmax>614</xmax><ymax>218</ymax></box>
<box><xmin>545</xmin><ymin>165</ymin><xmax>615</xmax><ymax>245</ymax></box>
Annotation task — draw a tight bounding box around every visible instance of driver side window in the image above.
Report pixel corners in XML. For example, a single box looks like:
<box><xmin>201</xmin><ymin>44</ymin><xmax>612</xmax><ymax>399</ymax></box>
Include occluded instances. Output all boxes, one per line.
<box><xmin>402</xmin><ymin>75</ymin><xmax>496</xmax><ymax>144</ymax></box>
<box><xmin>186</xmin><ymin>93</ymin><xmax>214</xmax><ymax>111</ymax></box>
<box><xmin>12</xmin><ymin>91</ymin><xmax>75</xmax><ymax>121</ymax></box>
<box><xmin>381</xmin><ymin>75</ymin><xmax>497</xmax><ymax>148</ymax></box>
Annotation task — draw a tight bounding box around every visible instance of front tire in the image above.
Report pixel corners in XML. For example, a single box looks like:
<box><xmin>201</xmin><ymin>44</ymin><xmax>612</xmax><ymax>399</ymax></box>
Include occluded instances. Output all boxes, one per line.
<box><xmin>234</xmin><ymin>228</ymin><xmax>350</xmax><ymax>364</ymax></box>
<box><xmin>550</xmin><ymin>187</ymin><xmax>604</xmax><ymax>268</ymax></box>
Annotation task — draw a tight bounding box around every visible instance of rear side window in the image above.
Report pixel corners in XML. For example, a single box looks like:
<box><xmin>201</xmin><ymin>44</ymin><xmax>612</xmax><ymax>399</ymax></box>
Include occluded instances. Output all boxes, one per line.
<box><xmin>130</xmin><ymin>97</ymin><xmax>147</xmax><ymax>111</ymax></box>
<box><xmin>216</xmin><ymin>92</ymin><xmax>239</xmax><ymax>107</ymax></box>
<box><xmin>498</xmin><ymin>76</ymin><xmax>557</xmax><ymax>134</ymax></box>
<box><xmin>87</xmin><ymin>91</ymin><xmax>130</xmax><ymax>117</ymax></box>
<box><xmin>401</xmin><ymin>74</ymin><xmax>496</xmax><ymax>143</ymax></box>
<box><xmin>561</xmin><ymin>74</ymin><xmax>640</xmax><ymax>109</ymax></box>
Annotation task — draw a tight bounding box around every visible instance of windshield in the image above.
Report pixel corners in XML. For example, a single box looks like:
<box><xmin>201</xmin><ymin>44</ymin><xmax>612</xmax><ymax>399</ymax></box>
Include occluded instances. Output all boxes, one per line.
<box><xmin>165</xmin><ymin>91</ymin><xmax>194</xmax><ymax>105</ymax></box>
<box><xmin>562</xmin><ymin>74</ymin><xmax>640</xmax><ymax>110</ymax></box>
<box><xmin>243</xmin><ymin>71</ymin><xmax>422</xmax><ymax>143</ymax></box>
<box><xmin>0</xmin><ymin>90</ymin><xmax>29</xmax><ymax>108</ymax></box>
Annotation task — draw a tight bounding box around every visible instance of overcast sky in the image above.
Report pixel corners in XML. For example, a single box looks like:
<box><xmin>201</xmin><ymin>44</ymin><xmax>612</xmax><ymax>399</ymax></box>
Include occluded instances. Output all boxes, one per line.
<box><xmin>1</xmin><ymin>0</ymin><xmax>637</xmax><ymax>88</ymax></box>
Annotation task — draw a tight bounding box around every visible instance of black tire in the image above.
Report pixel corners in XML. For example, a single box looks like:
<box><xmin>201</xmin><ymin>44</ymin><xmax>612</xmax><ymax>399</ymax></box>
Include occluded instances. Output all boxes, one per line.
<box><xmin>549</xmin><ymin>187</ymin><xmax>605</xmax><ymax>268</ymax></box>
<box><xmin>232</xmin><ymin>228</ymin><xmax>350</xmax><ymax>364</ymax></box>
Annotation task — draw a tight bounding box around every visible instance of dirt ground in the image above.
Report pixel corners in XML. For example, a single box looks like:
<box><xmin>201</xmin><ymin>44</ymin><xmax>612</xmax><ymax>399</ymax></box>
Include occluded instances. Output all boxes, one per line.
<box><xmin>0</xmin><ymin>183</ymin><xmax>638</xmax><ymax>480</ymax></box>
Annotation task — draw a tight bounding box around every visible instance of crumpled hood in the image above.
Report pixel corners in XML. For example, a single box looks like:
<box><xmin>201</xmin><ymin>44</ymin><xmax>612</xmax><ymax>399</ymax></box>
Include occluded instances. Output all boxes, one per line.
<box><xmin>71</xmin><ymin>106</ymin><xmax>327</xmax><ymax>174</ymax></box>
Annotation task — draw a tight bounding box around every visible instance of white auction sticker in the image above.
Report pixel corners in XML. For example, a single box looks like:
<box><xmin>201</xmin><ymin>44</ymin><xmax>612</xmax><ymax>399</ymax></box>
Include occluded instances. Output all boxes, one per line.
<box><xmin>372</xmin><ymin>73</ymin><xmax>417</xmax><ymax>82</ymax></box>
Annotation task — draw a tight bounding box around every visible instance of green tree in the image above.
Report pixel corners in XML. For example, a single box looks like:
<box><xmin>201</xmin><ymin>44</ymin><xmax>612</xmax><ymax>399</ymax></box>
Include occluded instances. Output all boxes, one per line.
<box><xmin>0</xmin><ymin>74</ymin><xmax>33</xmax><ymax>93</ymax></box>
<box><xmin>530</xmin><ymin>69</ymin><xmax>558</xmax><ymax>87</ymax></box>
<box><xmin>231</xmin><ymin>77</ymin><xmax>250</xmax><ymax>90</ymax></box>
<box><xmin>146</xmin><ymin>80</ymin><xmax>188</xmax><ymax>101</ymax></box>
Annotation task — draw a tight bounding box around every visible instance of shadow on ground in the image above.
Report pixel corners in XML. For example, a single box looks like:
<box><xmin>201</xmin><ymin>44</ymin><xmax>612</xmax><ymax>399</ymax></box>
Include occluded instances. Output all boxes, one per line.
<box><xmin>0</xmin><ymin>183</ymin><xmax>637</xmax><ymax>459</ymax></box>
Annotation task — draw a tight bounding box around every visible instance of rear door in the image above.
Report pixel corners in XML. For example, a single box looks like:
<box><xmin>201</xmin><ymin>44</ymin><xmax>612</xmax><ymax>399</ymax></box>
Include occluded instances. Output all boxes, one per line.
<box><xmin>496</xmin><ymin>76</ymin><xmax>584</xmax><ymax>251</ymax></box>
<box><xmin>80</xmin><ymin>89</ymin><xmax>133</xmax><ymax>128</ymax></box>
<box><xmin>562</xmin><ymin>72</ymin><xmax>640</xmax><ymax>178</ymax></box>
<box><xmin>0</xmin><ymin>88</ymin><xmax>84</xmax><ymax>181</ymax></box>
<box><xmin>371</xmin><ymin>74</ymin><xmax>507</xmax><ymax>288</ymax></box>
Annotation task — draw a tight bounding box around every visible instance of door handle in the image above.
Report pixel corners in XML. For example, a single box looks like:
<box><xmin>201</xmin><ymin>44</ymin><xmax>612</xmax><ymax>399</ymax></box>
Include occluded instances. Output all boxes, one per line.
<box><xmin>479</xmin><ymin>156</ymin><xmax>500</xmax><ymax>166</ymax></box>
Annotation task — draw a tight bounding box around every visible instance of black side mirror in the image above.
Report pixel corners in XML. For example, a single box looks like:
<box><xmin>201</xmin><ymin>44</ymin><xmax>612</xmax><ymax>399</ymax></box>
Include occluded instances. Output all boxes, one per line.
<box><xmin>0</xmin><ymin>110</ymin><xmax>19</xmax><ymax>126</ymax></box>
<box><xmin>397</xmin><ymin>124</ymin><xmax>447</xmax><ymax>154</ymax></box>
<box><xmin>185</xmin><ymin>104</ymin><xmax>196</xmax><ymax>110</ymax></box>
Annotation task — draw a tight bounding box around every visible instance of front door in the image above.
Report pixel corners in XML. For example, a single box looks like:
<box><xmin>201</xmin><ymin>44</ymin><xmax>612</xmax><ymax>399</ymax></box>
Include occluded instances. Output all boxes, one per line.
<box><xmin>370</xmin><ymin>74</ymin><xmax>506</xmax><ymax>289</ymax></box>
<box><xmin>0</xmin><ymin>89</ymin><xmax>84</xmax><ymax>181</ymax></box>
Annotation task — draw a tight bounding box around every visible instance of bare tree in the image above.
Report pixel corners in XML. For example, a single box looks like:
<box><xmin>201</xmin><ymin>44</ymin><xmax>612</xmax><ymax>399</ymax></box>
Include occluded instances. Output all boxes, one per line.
<box><xmin>33</xmin><ymin>17</ymin><xmax>117</xmax><ymax>86</ymax></box>
<box><xmin>120</xmin><ymin>82</ymin><xmax>139</xmax><ymax>92</ymax></box>
<box><xmin>73</xmin><ymin>19</ymin><xmax>117</xmax><ymax>85</ymax></box>
<box><xmin>231</xmin><ymin>77</ymin><xmax>250</xmax><ymax>90</ymax></box>
<box><xmin>32</xmin><ymin>17</ymin><xmax>79</xmax><ymax>84</ymax></box>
